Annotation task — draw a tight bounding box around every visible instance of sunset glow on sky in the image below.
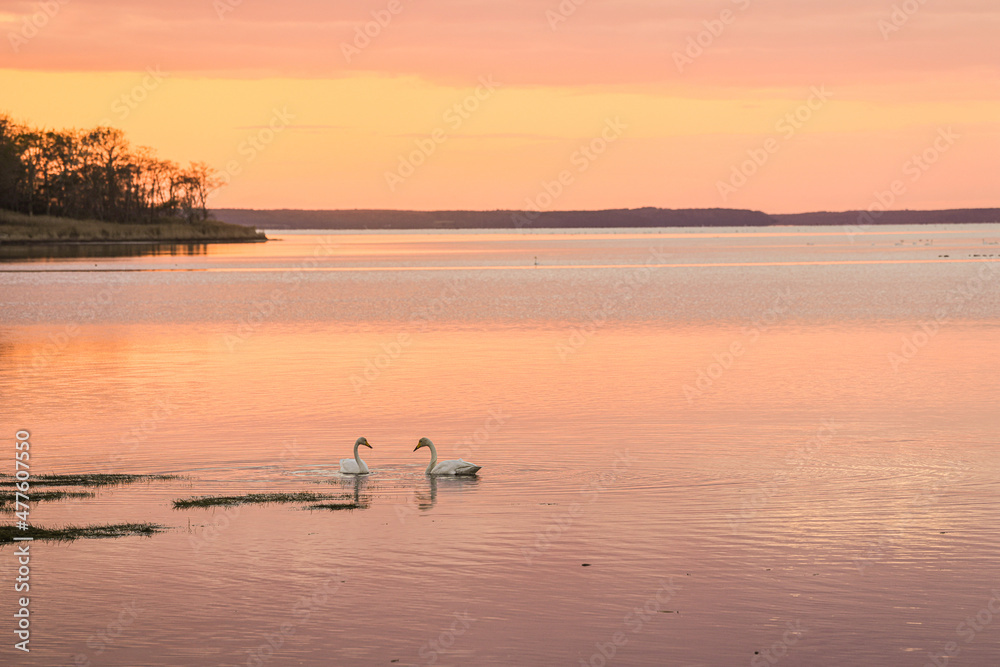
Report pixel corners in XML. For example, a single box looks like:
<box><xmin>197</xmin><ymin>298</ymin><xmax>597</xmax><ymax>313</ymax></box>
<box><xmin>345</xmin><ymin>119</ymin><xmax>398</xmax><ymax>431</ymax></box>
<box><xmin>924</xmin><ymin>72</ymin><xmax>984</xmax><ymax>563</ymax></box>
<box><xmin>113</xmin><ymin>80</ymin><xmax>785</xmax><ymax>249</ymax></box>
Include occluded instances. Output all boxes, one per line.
<box><xmin>1</xmin><ymin>0</ymin><xmax>997</xmax><ymax>212</ymax></box>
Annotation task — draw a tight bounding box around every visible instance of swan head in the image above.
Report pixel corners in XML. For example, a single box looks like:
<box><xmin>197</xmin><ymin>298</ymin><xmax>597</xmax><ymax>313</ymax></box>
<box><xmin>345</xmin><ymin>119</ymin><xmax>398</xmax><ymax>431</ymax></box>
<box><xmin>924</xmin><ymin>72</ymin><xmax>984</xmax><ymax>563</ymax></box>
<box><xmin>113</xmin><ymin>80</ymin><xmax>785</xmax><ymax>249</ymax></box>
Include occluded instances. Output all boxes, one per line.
<box><xmin>355</xmin><ymin>436</ymin><xmax>372</xmax><ymax>449</ymax></box>
<box><xmin>413</xmin><ymin>437</ymin><xmax>433</xmax><ymax>452</ymax></box>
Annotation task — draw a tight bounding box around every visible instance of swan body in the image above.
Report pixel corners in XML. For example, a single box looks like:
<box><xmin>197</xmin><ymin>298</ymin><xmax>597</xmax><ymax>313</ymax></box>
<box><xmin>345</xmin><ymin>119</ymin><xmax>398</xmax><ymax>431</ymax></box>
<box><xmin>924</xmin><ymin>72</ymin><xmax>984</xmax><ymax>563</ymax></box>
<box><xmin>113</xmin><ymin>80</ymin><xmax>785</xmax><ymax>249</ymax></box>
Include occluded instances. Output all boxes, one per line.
<box><xmin>340</xmin><ymin>437</ymin><xmax>372</xmax><ymax>474</ymax></box>
<box><xmin>413</xmin><ymin>437</ymin><xmax>481</xmax><ymax>476</ymax></box>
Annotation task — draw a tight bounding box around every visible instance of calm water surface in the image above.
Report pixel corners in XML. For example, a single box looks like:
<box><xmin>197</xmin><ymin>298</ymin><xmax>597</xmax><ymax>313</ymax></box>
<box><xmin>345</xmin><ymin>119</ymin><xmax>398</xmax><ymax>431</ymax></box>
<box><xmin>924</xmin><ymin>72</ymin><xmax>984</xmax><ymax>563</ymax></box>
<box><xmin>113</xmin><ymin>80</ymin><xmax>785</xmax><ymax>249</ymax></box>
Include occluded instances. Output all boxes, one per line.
<box><xmin>1</xmin><ymin>225</ymin><xmax>999</xmax><ymax>666</ymax></box>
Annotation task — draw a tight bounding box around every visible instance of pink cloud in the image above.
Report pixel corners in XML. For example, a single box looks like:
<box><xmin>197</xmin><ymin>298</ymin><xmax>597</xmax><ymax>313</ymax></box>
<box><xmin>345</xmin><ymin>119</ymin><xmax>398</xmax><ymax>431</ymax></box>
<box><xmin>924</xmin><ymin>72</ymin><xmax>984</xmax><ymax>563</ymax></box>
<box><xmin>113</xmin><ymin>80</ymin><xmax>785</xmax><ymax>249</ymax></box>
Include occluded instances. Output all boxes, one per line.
<box><xmin>1</xmin><ymin>0</ymin><xmax>997</xmax><ymax>90</ymax></box>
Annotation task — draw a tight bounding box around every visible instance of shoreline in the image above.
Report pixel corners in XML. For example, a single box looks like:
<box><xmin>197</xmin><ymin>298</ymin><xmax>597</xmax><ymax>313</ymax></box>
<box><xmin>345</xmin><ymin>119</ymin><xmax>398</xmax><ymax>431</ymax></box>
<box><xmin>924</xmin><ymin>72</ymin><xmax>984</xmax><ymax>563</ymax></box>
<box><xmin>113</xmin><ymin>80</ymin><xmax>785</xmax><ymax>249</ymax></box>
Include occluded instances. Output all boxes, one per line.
<box><xmin>0</xmin><ymin>209</ymin><xmax>267</xmax><ymax>245</ymax></box>
<box><xmin>1</xmin><ymin>236</ymin><xmax>268</xmax><ymax>246</ymax></box>
<box><xmin>211</xmin><ymin>206</ymin><xmax>1000</xmax><ymax>231</ymax></box>
<box><xmin>256</xmin><ymin>220</ymin><xmax>999</xmax><ymax>231</ymax></box>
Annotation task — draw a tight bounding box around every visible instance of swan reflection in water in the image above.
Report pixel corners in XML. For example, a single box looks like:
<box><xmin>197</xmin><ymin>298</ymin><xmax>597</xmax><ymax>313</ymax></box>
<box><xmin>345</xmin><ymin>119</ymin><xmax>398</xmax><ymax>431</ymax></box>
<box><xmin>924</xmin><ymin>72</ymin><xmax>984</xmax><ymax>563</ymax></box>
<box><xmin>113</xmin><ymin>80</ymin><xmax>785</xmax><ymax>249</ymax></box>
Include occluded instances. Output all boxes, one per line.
<box><xmin>323</xmin><ymin>473</ymin><xmax>373</xmax><ymax>510</ymax></box>
<box><xmin>407</xmin><ymin>474</ymin><xmax>481</xmax><ymax>513</ymax></box>
<box><xmin>320</xmin><ymin>469</ymin><xmax>480</xmax><ymax>515</ymax></box>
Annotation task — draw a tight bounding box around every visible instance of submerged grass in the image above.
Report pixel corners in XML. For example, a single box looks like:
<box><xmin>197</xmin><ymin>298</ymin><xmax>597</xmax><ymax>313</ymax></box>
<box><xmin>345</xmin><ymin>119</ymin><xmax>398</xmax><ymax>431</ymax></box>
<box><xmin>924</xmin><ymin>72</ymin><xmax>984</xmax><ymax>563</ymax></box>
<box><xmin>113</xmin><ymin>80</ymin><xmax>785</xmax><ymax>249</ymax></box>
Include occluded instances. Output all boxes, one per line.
<box><xmin>173</xmin><ymin>492</ymin><xmax>347</xmax><ymax>509</ymax></box>
<box><xmin>0</xmin><ymin>490</ymin><xmax>94</xmax><ymax>510</ymax></box>
<box><xmin>306</xmin><ymin>502</ymin><xmax>362</xmax><ymax>511</ymax></box>
<box><xmin>0</xmin><ymin>522</ymin><xmax>165</xmax><ymax>544</ymax></box>
<box><xmin>0</xmin><ymin>473</ymin><xmax>177</xmax><ymax>488</ymax></box>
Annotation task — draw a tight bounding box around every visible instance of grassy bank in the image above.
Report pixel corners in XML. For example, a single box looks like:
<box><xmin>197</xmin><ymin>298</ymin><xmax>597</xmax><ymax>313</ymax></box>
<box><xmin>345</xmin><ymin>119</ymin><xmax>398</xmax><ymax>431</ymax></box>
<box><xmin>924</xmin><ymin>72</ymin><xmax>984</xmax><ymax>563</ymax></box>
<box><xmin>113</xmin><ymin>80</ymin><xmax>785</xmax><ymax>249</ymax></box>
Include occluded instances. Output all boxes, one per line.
<box><xmin>0</xmin><ymin>209</ymin><xmax>266</xmax><ymax>243</ymax></box>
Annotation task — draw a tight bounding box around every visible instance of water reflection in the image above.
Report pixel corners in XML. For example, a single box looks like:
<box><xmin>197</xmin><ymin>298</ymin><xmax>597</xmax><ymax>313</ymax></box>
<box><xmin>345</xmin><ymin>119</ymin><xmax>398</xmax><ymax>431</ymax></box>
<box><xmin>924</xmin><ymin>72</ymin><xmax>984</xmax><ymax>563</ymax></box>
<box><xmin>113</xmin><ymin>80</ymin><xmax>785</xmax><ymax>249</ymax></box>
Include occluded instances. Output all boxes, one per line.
<box><xmin>335</xmin><ymin>473</ymin><xmax>373</xmax><ymax>510</ymax></box>
<box><xmin>3</xmin><ymin>226</ymin><xmax>1000</xmax><ymax>666</ymax></box>
<box><xmin>412</xmin><ymin>475</ymin><xmax>481</xmax><ymax>511</ymax></box>
<box><xmin>0</xmin><ymin>242</ymin><xmax>210</xmax><ymax>261</ymax></box>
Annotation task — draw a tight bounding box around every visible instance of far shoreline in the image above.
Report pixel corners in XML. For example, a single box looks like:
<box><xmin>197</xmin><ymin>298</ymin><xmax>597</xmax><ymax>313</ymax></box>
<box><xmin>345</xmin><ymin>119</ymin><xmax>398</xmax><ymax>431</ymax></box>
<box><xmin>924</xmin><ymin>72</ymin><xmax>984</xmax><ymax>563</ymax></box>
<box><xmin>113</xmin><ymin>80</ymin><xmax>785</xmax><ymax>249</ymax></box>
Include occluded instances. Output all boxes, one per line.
<box><xmin>212</xmin><ymin>206</ymin><xmax>1000</xmax><ymax>231</ymax></box>
<box><xmin>4</xmin><ymin>207</ymin><xmax>998</xmax><ymax>246</ymax></box>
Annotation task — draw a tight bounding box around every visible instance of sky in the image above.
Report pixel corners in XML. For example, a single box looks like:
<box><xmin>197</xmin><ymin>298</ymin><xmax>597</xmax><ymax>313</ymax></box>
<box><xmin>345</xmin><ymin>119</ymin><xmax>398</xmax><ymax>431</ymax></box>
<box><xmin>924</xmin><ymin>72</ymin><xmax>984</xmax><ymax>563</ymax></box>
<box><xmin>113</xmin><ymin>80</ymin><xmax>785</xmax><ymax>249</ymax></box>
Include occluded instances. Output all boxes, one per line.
<box><xmin>0</xmin><ymin>0</ymin><xmax>997</xmax><ymax>213</ymax></box>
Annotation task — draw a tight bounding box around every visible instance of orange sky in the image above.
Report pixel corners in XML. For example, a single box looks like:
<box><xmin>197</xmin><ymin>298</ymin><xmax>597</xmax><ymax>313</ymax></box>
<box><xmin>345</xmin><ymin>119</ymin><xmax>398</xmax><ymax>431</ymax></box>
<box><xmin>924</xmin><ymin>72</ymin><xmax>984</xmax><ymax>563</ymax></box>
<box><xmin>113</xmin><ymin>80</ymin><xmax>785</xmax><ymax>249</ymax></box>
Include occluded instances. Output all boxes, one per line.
<box><xmin>1</xmin><ymin>0</ymin><xmax>997</xmax><ymax>212</ymax></box>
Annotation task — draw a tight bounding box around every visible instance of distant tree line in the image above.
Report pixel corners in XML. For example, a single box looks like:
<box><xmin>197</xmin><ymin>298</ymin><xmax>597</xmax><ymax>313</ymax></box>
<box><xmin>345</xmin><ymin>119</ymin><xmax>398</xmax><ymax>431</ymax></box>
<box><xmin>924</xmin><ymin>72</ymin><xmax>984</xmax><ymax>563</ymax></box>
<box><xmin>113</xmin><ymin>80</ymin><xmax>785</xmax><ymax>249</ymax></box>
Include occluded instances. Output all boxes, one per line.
<box><xmin>0</xmin><ymin>114</ymin><xmax>221</xmax><ymax>223</ymax></box>
<box><xmin>212</xmin><ymin>206</ymin><xmax>1000</xmax><ymax>231</ymax></box>
<box><xmin>211</xmin><ymin>207</ymin><xmax>779</xmax><ymax>230</ymax></box>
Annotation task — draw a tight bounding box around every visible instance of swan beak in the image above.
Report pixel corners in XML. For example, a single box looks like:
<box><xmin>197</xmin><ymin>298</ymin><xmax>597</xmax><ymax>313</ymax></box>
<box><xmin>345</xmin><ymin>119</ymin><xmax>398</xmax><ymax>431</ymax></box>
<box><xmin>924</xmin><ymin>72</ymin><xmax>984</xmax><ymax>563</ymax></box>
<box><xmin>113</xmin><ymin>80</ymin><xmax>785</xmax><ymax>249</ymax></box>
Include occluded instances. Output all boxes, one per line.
<box><xmin>363</xmin><ymin>442</ymin><xmax>372</xmax><ymax>449</ymax></box>
<box><xmin>413</xmin><ymin>443</ymin><xmax>423</xmax><ymax>452</ymax></box>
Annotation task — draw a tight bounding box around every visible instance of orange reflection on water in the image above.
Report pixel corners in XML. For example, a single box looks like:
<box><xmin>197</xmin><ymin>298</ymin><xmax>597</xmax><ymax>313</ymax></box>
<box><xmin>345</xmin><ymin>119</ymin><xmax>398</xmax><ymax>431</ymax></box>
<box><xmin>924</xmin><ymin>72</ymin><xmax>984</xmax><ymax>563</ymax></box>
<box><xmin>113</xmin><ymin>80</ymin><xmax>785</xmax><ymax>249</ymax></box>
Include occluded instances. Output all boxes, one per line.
<box><xmin>6</xmin><ymin>318</ymin><xmax>999</xmax><ymax>475</ymax></box>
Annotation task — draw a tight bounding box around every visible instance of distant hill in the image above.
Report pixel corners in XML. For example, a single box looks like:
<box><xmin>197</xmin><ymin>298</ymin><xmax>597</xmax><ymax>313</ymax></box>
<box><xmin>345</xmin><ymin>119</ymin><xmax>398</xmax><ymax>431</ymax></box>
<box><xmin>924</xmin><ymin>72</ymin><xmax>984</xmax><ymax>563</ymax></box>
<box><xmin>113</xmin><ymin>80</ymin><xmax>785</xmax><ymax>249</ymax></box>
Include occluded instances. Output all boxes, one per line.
<box><xmin>212</xmin><ymin>207</ymin><xmax>1000</xmax><ymax>230</ymax></box>
<box><xmin>771</xmin><ymin>209</ymin><xmax>1000</xmax><ymax>226</ymax></box>
<box><xmin>211</xmin><ymin>208</ymin><xmax>773</xmax><ymax>229</ymax></box>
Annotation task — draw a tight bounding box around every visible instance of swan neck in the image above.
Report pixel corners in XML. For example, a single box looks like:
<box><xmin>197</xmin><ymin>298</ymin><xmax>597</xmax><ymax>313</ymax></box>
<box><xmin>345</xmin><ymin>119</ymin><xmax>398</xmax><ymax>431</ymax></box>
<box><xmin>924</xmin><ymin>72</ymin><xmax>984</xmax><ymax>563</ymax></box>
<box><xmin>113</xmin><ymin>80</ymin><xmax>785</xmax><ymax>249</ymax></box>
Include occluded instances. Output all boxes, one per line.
<box><xmin>354</xmin><ymin>442</ymin><xmax>363</xmax><ymax>466</ymax></box>
<box><xmin>425</xmin><ymin>441</ymin><xmax>437</xmax><ymax>474</ymax></box>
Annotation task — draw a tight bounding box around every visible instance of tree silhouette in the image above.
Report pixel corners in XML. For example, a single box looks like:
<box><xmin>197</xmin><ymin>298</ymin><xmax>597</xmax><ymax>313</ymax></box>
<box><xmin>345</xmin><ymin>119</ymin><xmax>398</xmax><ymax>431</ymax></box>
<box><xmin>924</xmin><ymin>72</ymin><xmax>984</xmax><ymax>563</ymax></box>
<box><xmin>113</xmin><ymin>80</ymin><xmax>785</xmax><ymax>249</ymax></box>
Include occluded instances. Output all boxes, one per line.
<box><xmin>0</xmin><ymin>113</ymin><xmax>222</xmax><ymax>223</ymax></box>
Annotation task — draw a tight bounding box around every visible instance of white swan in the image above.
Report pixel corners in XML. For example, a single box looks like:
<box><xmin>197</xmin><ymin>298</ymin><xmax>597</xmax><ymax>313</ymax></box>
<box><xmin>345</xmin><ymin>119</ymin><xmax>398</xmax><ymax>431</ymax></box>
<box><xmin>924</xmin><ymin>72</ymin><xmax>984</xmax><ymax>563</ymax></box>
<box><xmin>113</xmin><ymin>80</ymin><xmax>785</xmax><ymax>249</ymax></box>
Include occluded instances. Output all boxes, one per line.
<box><xmin>413</xmin><ymin>437</ymin><xmax>481</xmax><ymax>475</ymax></box>
<box><xmin>340</xmin><ymin>437</ymin><xmax>372</xmax><ymax>474</ymax></box>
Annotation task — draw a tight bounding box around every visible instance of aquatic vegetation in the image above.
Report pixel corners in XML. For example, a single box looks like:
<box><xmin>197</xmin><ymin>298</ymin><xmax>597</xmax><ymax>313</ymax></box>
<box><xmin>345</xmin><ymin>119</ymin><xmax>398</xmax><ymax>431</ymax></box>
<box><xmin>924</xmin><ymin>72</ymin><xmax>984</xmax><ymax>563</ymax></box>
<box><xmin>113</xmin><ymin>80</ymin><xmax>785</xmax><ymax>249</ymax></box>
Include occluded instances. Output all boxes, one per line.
<box><xmin>173</xmin><ymin>492</ymin><xmax>348</xmax><ymax>509</ymax></box>
<box><xmin>0</xmin><ymin>523</ymin><xmax>165</xmax><ymax>544</ymax></box>
<box><xmin>306</xmin><ymin>502</ymin><xmax>362</xmax><ymax>511</ymax></box>
<box><xmin>0</xmin><ymin>490</ymin><xmax>93</xmax><ymax>510</ymax></box>
<box><xmin>0</xmin><ymin>473</ymin><xmax>177</xmax><ymax>487</ymax></box>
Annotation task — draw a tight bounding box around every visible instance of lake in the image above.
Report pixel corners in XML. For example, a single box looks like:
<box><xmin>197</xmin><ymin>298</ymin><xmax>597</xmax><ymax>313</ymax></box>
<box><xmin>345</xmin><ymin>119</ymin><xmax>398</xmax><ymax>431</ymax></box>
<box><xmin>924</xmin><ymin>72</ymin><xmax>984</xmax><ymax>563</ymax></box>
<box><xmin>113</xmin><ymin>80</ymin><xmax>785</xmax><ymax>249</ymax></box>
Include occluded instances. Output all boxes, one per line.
<box><xmin>1</xmin><ymin>224</ymin><xmax>999</xmax><ymax>666</ymax></box>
